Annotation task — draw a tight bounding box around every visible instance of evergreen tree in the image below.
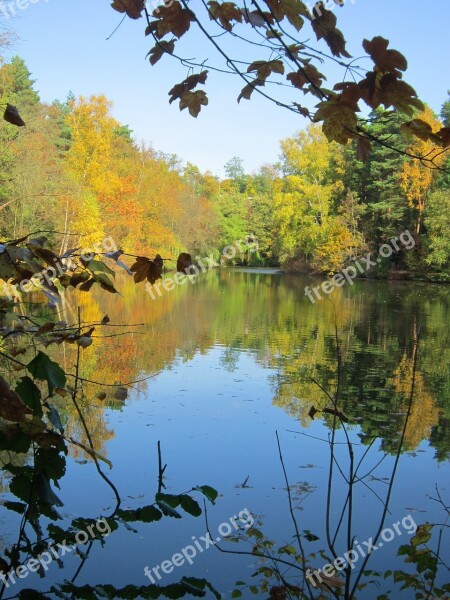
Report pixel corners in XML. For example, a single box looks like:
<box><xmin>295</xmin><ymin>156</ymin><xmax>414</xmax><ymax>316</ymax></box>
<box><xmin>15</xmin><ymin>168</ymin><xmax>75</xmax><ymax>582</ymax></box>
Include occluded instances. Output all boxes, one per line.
<box><xmin>360</xmin><ymin>110</ymin><xmax>411</xmax><ymax>243</ymax></box>
<box><xmin>0</xmin><ymin>56</ymin><xmax>41</xmax><ymax>216</ymax></box>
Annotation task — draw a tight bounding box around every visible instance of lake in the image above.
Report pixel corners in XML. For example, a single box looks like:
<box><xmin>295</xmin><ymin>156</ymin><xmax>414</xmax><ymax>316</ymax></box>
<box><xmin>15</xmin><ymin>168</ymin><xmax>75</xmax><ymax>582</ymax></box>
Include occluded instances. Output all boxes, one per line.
<box><xmin>1</xmin><ymin>269</ymin><xmax>449</xmax><ymax>599</ymax></box>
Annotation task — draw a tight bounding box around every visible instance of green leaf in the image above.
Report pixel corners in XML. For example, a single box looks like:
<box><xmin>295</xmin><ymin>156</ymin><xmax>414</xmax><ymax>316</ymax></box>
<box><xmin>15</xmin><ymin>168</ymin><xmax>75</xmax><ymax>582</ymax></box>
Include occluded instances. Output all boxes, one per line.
<box><xmin>180</xmin><ymin>577</ymin><xmax>207</xmax><ymax>596</ymax></box>
<box><xmin>9</xmin><ymin>474</ymin><xmax>33</xmax><ymax>502</ymax></box>
<box><xmin>45</xmin><ymin>402</ymin><xmax>65</xmax><ymax>433</ymax></box>
<box><xmin>156</xmin><ymin>500</ymin><xmax>182</xmax><ymax>519</ymax></box>
<box><xmin>193</xmin><ymin>485</ymin><xmax>218</xmax><ymax>504</ymax></box>
<box><xmin>36</xmin><ymin>471</ymin><xmax>64</xmax><ymax>506</ymax></box>
<box><xmin>303</xmin><ymin>529</ymin><xmax>319</xmax><ymax>541</ymax></box>
<box><xmin>278</xmin><ymin>544</ymin><xmax>297</xmax><ymax>555</ymax></box>
<box><xmin>0</xmin><ymin>424</ymin><xmax>31</xmax><ymax>453</ymax></box>
<box><xmin>94</xmin><ymin>273</ymin><xmax>118</xmax><ymax>294</ymax></box>
<box><xmin>16</xmin><ymin>377</ymin><xmax>42</xmax><ymax>417</ymax></box>
<box><xmin>155</xmin><ymin>493</ymin><xmax>183</xmax><ymax>518</ymax></box>
<box><xmin>411</xmin><ymin>531</ymin><xmax>432</xmax><ymax>547</ymax></box>
<box><xmin>179</xmin><ymin>494</ymin><xmax>202</xmax><ymax>517</ymax></box>
<box><xmin>397</xmin><ymin>544</ymin><xmax>411</xmax><ymax>556</ymax></box>
<box><xmin>117</xmin><ymin>505</ymin><xmax>163</xmax><ymax>523</ymax></box>
<box><xmin>87</xmin><ymin>259</ymin><xmax>116</xmax><ymax>278</ymax></box>
<box><xmin>246</xmin><ymin>527</ymin><xmax>264</xmax><ymax>540</ymax></box>
<box><xmin>27</xmin><ymin>351</ymin><xmax>66</xmax><ymax>396</ymax></box>
<box><xmin>3</xmin><ymin>501</ymin><xmax>27</xmax><ymax>514</ymax></box>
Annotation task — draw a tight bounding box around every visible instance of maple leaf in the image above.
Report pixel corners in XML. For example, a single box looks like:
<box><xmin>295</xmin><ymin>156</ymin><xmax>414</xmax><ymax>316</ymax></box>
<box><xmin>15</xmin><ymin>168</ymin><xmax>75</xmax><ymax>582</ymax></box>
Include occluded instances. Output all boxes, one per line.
<box><xmin>169</xmin><ymin>71</ymin><xmax>208</xmax><ymax>103</ymax></box>
<box><xmin>177</xmin><ymin>253</ymin><xmax>194</xmax><ymax>274</ymax></box>
<box><xmin>293</xmin><ymin>103</ymin><xmax>310</xmax><ymax>118</ymax></box>
<box><xmin>311</xmin><ymin>5</ymin><xmax>337</xmax><ymax>38</ymax></box>
<box><xmin>237</xmin><ymin>79</ymin><xmax>265</xmax><ymax>103</ymax></box>
<box><xmin>333</xmin><ymin>81</ymin><xmax>361</xmax><ymax>110</ymax></box>
<box><xmin>284</xmin><ymin>0</ymin><xmax>309</xmax><ymax>30</ymax></box>
<box><xmin>264</xmin><ymin>0</ymin><xmax>284</xmax><ymax>20</ymax></box>
<box><xmin>179</xmin><ymin>90</ymin><xmax>208</xmax><ymax>117</ymax></box>
<box><xmin>247</xmin><ymin>59</ymin><xmax>284</xmax><ymax>80</ymax></box>
<box><xmin>130</xmin><ymin>256</ymin><xmax>163</xmax><ymax>284</ymax></box>
<box><xmin>314</xmin><ymin>98</ymin><xmax>357</xmax><ymax>144</ymax></box>
<box><xmin>110</xmin><ymin>0</ymin><xmax>144</xmax><ymax>19</ymax></box>
<box><xmin>287</xmin><ymin>70</ymin><xmax>307</xmax><ymax>90</ymax></box>
<box><xmin>311</xmin><ymin>7</ymin><xmax>350</xmax><ymax>58</ymax></box>
<box><xmin>379</xmin><ymin>75</ymin><xmax>424</xmax><ymax>116</ymax></box>
<box><xmin>400</xmin><ymin>119</ymin><xmax>434</xmax><ymax>143</ymax></box>
<box><xmin>324</xmin><ymin>28</ymin><xmax>351</xmax><ymax>58</ymax></box>
<box><xmin>208</xmin><ymin>1</ymin><xmax>242</xmax><ymax>31</ymax></box>
<box><xmin>363</xmin><ymin>36</ymin><xmax>407</xmax><ymax>74</ymax></box>
<box><xmin>130</xmin><ymin>256</ymin><xmax>151</xmax><ymax>283</ymax></box>
<box><xmin>3</xmin><ymin>104</ymin><xmax>25</xmax><ymax>127</ymax></box>
<box><xmin>436</xmin><ymin>127</ymin><xmax>450</xmax><ymax>148</ymax></box>
<box><xmin>264</xmin><ymin>0</ymin><xmax>310</xmax><ymax>29</ymax></box>
<box><xmin>356</xmin><ymin>136</ymin><xmax>372</xmax><ymax>162</ymax></box>
<box><xmin>147</xmin><ymin>40</ymin><xmax>175</xmax><ymax>66</ymax></box>
<box><xmin>308</xmin><ymin>406</ymin><xmax>318</xmax><ymax>420</ymax></box>
<box><xmin>287</xmin><ymin>63</ymin><xmax>325</xmax><ymax>92</ymax></box>
<box><xmin>357</xmin><ymin>71</ymin><xmax>384</xmax><ymax>109</ymax></box>
<box><xmin>149</xmin><ymin>1</ymin><xmax>195</xmax><ymax>39</ymax></box>
<box><xmin>0</xmin><ymin>376</ymin><xmax>33</xmax><ymax>423</ymax></box>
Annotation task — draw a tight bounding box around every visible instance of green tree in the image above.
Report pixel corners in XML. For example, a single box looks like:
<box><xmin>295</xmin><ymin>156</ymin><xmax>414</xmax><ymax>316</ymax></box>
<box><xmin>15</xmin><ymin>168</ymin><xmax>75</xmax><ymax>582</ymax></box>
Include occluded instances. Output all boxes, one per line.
<box><xmin>423</xmin><ymin>189</ymin><xmax>450</xmax><ymax>277</ymax></box>
<box><xmin>0</xmin><ymin>56</ymin><xmax>40</xmax><ymax>210</ymax></box>
<box><xmin>246</xmin><ymin>165</ymin><xmax>279</xmax><ymax>264</ymax></box>
<box><xmin>359</xmin><ymin>109</ymin><xmax>410</xmax><ymax>243</ymax></box>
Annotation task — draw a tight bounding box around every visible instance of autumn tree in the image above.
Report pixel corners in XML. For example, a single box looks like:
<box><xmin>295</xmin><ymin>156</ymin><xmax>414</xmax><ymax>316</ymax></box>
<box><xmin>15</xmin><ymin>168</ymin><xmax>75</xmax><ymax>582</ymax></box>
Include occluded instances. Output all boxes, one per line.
<box><xmin>400</xmin><ymin>106</ymin><xmax>446</xmax><ymax>234</ymax></box>
<box><xmin>0</xmin><ymin>57</ymin><xmax>69</xmax><ymax>240</ymax></box>
<box><xmin>274</xmin><ymin>124</ymin><xmax>361</xmax><ymax>271</ymax></box>
<box><xmin>179</xmin><ymin>163</ymin><xmax>219</xmax><ymax>255</ymax></box>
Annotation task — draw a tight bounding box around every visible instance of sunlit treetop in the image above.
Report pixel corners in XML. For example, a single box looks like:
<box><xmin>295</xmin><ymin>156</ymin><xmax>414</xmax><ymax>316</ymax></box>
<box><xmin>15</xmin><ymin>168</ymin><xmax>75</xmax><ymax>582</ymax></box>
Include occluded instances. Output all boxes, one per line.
<box><xmin>110</xmin><ymin>0</ymin><xmax>450</xmax><ymax>169</ymax></box>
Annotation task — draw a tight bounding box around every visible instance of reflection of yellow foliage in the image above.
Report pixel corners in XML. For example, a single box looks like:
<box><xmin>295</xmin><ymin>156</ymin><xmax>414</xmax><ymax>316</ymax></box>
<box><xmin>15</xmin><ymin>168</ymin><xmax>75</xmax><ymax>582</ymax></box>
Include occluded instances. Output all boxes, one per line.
<box><xmin>44</xmin><ymin>271</ymin><xmax>445</xmax><ymax>459</ymax></box>
<box><xmin>390</xmin><ymin>353</ymin><xmax>440</xmax><ymax>450</ymax></box>
<box><xmin>62</xmin><ymin>397</ymin><xmax>115</xmax><ymax>461</ymax></box>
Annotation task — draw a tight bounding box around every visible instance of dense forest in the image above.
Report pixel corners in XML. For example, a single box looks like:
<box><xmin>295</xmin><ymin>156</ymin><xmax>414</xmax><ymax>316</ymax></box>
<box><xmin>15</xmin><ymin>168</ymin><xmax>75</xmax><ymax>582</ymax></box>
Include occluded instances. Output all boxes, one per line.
<box><xmin>1</xmin><ymin>54</ymin><xmax>449</xmax><ymax>281</ymax></box>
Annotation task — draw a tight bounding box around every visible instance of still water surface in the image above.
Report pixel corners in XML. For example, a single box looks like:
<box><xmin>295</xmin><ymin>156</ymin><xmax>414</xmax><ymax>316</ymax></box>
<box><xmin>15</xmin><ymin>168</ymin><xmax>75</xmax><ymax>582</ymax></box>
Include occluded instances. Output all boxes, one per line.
<box><xmin>1</xmin><ymin>269</ymin><xmax>449</xmax><ymax>598</ymax></box>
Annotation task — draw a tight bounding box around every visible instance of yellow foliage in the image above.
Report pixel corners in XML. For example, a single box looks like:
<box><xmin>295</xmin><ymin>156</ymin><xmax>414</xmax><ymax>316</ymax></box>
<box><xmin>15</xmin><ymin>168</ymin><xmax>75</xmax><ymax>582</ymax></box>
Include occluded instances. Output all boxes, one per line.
<box><xmin>390</xmin><ymin>352</ymin><xmax>440</xmax><ymax>450</ymax></box>
<box><xmin>275</xmin><ymin>124</ymin><xmax>357</xmax><ymax>269</ymax></box>
<box><xmin>70</xmin><ymin>190</ymin><xmax>105</xmax><ymax>248</ymax></box>
<box><xmin>400</xmin><ymin>106</ymin><xmax>445</xmax><ymax>233</ymax></box>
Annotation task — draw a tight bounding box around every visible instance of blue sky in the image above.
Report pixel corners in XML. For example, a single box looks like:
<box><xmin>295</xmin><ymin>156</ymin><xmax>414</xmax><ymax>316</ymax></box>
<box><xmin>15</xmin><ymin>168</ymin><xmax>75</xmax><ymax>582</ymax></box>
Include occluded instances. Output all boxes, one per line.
<box><xmin>2</xmin><ymin>0</ymin><xmax>449</xmax><ymax>174</ymax></box>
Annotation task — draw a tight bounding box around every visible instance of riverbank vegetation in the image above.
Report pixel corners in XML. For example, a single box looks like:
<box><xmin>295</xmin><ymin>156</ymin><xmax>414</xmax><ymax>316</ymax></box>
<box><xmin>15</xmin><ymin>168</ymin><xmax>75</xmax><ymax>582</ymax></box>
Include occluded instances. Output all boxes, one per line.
<box><xmin>1</xmin><ymin>54</ymin><xmax>449</xmax><ymax>281</ymax></box>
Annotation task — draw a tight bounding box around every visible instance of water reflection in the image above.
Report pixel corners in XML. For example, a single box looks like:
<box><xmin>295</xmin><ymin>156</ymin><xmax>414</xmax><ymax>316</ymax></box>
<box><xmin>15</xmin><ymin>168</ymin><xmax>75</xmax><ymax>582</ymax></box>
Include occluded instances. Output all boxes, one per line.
<box><xmin>1</xmin><ymin>269</ymin><xmax>449</xmax><ymax>598</ymax></box>
<box><xmin>57</xmin><ymin>269</ymin><xmax>450</xmax><ymax>461</ymax></box>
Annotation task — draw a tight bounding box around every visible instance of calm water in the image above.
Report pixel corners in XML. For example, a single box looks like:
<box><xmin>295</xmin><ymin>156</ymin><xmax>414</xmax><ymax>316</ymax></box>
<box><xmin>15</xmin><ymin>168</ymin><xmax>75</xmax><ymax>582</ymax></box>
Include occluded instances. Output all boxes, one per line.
<box><xmin>1</xmin><ymin>269</ymin><xmax>449</xmax><ymax>598</ymax></box>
